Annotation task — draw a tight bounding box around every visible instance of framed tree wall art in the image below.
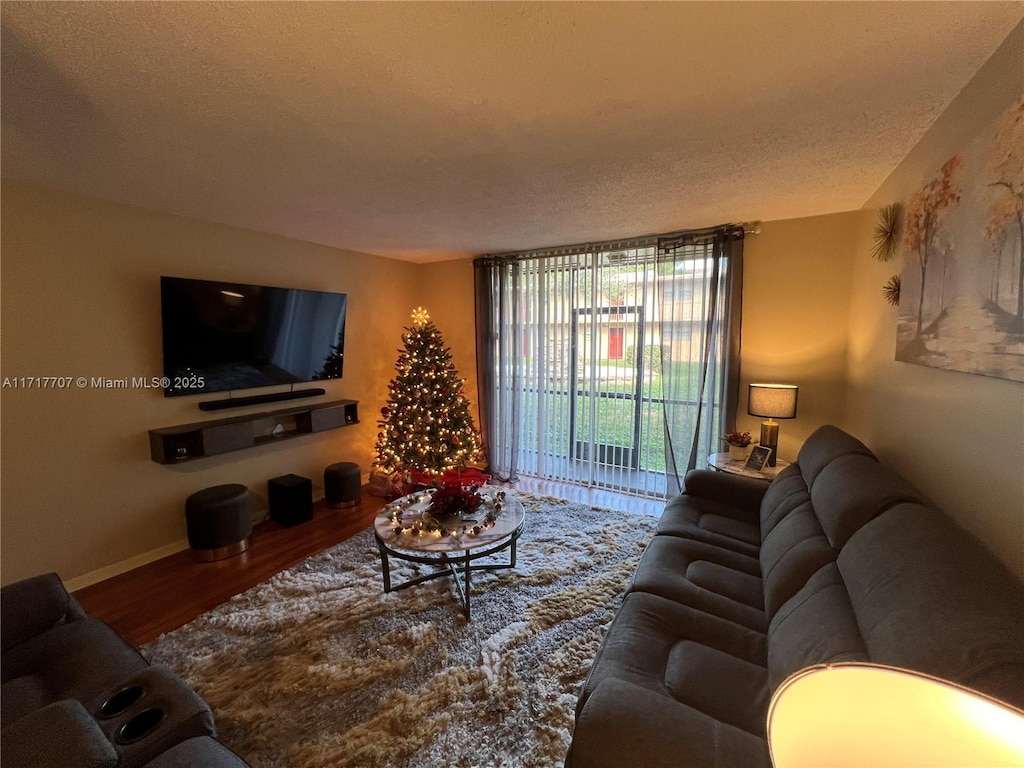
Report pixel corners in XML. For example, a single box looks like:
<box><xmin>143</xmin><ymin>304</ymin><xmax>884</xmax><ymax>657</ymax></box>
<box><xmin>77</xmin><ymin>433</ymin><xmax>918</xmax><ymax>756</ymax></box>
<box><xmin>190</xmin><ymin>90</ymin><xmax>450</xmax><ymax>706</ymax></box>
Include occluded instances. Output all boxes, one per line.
<box><xmin>896</xmin><ymin>96</ymin><xmax>1024</xmax><ymax>383</ymax></box>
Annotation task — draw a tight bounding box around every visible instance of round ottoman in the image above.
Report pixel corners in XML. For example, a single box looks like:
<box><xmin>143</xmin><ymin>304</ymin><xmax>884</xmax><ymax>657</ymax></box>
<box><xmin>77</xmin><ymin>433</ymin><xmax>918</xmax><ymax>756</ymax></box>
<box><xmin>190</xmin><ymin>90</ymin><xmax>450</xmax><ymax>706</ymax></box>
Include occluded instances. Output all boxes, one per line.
<box><xmin>324</xmin><ymin>462</ymin><xmax>361</xmax><ymax>508</ymax></box>
<box><xmin>184</xmin><ymin>484</ymin><xmax>252</xmax><ymax>561</ymax></box>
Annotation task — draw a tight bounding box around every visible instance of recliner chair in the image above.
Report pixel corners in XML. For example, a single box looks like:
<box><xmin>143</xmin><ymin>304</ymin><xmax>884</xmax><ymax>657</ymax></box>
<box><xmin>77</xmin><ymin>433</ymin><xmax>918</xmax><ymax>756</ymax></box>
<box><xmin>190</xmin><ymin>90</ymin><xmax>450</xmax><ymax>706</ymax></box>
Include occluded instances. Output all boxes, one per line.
<box><xmin>1</xmin><ymin>573</ymin><xmax>248</xmax><ymax>767</ymax></box>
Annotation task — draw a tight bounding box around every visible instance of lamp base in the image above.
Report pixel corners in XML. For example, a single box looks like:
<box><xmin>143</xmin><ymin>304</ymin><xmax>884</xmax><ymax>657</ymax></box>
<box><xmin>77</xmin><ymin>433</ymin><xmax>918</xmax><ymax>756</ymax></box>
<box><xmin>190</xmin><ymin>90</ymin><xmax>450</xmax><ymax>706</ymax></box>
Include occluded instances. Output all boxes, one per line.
<box><xmin>760</xmin><ymin>420</ymin><xmax>779</xmax><ymax>467</ymax></box>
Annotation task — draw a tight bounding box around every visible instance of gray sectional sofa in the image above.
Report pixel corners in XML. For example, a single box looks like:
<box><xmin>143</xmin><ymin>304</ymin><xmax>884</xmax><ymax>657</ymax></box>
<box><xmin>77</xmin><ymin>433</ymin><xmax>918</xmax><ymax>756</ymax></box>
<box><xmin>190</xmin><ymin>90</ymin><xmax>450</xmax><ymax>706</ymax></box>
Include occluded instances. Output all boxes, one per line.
<box><xmin>1</xmin><ymin>572</ymin><xmax>248</xmax><ymax>768</ymax></box>
<box><xmin>567</xmin><ymin>425</ymin><xmax>1024</xmax><ymax>767</ymax></box>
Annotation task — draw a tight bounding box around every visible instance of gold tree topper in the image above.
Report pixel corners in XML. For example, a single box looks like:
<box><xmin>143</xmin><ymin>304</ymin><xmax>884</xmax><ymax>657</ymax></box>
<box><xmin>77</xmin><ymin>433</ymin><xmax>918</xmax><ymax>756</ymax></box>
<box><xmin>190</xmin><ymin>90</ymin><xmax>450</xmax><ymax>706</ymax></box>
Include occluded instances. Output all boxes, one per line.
<box><xmin>411</xmin><ymin>307</ymin><xmax>430</xmax><ymax>327</ymax></box>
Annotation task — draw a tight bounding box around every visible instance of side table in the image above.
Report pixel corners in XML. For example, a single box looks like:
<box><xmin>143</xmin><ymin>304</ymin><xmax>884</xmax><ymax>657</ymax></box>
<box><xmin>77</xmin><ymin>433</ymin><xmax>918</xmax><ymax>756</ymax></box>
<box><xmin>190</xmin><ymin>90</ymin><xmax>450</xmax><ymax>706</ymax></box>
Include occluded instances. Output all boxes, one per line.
<box><xmin>707</xmin><ymin>452</ymin><xmax>791</xmax><ymax>482</ymax></box>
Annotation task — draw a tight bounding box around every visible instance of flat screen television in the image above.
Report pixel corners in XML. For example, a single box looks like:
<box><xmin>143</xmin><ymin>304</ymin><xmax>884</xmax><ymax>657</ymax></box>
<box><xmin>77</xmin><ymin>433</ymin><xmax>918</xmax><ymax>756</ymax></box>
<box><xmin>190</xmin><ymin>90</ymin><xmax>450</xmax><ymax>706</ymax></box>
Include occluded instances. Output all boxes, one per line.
<box><xmin>160</xmin><ymin>276</ymin><xmax>347</xmax><ymax>397</ymax></box>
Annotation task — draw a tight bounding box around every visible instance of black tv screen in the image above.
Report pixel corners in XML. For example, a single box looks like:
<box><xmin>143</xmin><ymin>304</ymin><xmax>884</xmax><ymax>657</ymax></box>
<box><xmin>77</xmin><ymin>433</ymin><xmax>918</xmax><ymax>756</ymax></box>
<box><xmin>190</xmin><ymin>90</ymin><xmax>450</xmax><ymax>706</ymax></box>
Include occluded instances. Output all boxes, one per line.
<box><xmin>160</xmin><ymin>276</ymin><xmax>347</xmax><ymax>397</ymax></box>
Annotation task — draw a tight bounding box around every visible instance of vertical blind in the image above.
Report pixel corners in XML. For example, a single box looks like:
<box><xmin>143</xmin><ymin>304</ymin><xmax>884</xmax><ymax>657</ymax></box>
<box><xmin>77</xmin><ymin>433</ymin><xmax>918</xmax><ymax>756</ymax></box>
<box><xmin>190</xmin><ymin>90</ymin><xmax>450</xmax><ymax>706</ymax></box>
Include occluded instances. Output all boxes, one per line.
<box><xmin>475</xmin><ymin>226</ymin><xmax>743</xmax><ymax>499</ymax></box>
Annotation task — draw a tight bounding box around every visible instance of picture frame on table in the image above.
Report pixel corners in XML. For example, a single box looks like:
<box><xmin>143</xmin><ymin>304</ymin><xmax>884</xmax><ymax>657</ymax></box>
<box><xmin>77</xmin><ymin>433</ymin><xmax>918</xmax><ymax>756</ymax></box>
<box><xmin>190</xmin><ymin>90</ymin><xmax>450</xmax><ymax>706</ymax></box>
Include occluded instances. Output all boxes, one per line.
<box><xmin>745</xmin><ymin>445</ymin><xmax>773</xmax><ymax>471</ymax></box>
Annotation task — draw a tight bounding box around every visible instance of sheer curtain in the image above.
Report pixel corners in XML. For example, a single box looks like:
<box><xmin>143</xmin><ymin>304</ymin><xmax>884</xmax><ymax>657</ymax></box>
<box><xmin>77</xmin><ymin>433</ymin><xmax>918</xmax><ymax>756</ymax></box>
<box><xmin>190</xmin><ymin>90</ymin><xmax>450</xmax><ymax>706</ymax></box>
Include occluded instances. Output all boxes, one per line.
<box><xmin>656</xmin><ymin>227</ymin><xmax>744</xmax><ymax>495</ymax></box>
<box><xmin>475</xmin><ymin>226</ymin><xmax>743</xmax><ymax>498</ymax></box>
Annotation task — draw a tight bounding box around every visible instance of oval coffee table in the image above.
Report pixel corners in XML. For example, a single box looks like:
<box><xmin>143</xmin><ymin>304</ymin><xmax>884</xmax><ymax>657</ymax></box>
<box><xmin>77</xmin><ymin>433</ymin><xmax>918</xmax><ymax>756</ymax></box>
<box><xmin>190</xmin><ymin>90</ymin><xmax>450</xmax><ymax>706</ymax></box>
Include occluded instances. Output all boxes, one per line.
<box><xmin>373</xmin><ymin>488</ymin><xmax>525</xmax><ymax>620</ymax></box>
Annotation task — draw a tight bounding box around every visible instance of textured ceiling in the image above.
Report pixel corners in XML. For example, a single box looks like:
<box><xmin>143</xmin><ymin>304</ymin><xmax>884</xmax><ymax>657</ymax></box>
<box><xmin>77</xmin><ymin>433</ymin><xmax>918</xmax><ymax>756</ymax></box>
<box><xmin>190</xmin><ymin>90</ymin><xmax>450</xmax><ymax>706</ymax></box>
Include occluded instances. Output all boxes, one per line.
<box><xmin>2</xmin><ymin>2</ymin><xmax>1021</xmax><ymax>262</ymax></box>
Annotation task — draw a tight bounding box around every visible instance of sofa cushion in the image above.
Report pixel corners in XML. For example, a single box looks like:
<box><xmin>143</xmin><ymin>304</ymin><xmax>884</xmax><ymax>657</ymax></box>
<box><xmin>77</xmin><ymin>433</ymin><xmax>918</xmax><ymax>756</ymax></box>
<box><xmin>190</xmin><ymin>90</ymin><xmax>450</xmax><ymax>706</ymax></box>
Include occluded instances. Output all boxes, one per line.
<box><xmin>0</xmin><ymin>572</ymin><xmax>87</xmax><ymax>655</ymax></box>
<box><xmin>568</xmin><ymin>678</ymin><xmax>771</xmax><ymax>768</ymax></box>
<box><xmin>629</xmin><ymin>536</ymin><xmax>766</xmax><ymax>631</ymax></box>
<box><xmin>657</xmin><ymin>496</ymin><xmax>760</xmax><ymax>556</ymax></box>
<box><xmin>1</xmin><ymin>699</ymin><xmax>118</xmax><ymax>768</ymax></box>
<box><xmin>1</xmin><ymin>674</ymin><xmax>50</xmax><ymax>727</ymax></box>
<box><xmin>766</xmin><ymin>563</ymin><xmax>869</xmax><ymax>692</ymax></box>
<box><xmin>759</xmin><ymin>503</ymin><xmax>835</xmax><ymax>619</ymax></box>
<box><xmin>578</xmin><ymin>592</ymin><xmax>766</xmax><ymax>716</ymax></box>
<box><xmin>757</xmin><ymin>465</ymin><xmax>809</xmax><ymax>539</ymax></box>
<box><xmin>796</xmin><ymin>425</ymin><xmax>876</xmax><ymax>488</ymax></box>
<box><xmin>811</xmin><ymin>455</ymin><xmax>924</xmax><ymax>548</ymax></box>
<box><xmin>1</xmin><ymin>618</ymin><xmax>149</xmax><ymax>703</ymax></box>
<box><xmin>681</xmin><ymin>469</ymin><xmax>768</xmax><ymax>516</ymax></box>
<box><xmin>840</xmin><ymin>503</ymin><xmax>1024</xmax><ymax>708</ymax></box>
<box><xmin>665</xmin><ymin>640</ymin><xmax>770</xmax><ymax>736</ymax></box>
<box><xmin>686</xmin><ymin>561</ymin><xmax>763</xmax><ymax>609</ymax></box>
<box><xmin>572</xmin><ymin>591</ymin><xmax>770</xmax><ymax>767</ymax></box>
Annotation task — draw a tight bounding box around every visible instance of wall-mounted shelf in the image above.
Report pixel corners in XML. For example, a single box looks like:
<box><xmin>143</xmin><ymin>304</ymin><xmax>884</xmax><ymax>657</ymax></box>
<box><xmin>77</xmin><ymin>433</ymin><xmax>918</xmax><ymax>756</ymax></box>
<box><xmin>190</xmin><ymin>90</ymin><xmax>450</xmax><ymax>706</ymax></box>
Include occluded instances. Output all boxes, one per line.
<box><xmin>149</xmin><ymin>399</ymin><xmax>358</xmax><ymax>464</ymax></box>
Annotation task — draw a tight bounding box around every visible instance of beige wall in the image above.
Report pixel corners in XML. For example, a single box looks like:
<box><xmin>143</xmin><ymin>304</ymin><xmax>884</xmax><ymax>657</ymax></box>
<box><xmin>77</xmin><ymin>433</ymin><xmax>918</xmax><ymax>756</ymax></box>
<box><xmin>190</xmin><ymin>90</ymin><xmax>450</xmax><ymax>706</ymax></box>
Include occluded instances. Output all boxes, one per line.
<box><xmin>739</xmin><ymin>211</ymin><xmax>865</xmax><ymax>461</ymax></box>
<box><xmin>416</xmin><ymin>258</ymin><xmax>480</xmax><ymax>428</ymax></box>
<box><xmin>848</xmin><ymin>23</ymin><xmax>1024</xmax><ymax>577</ymax></box>
<box><xmin>1</xmin><ymin>182</ymin><xmax>420</xmax><ymax>588</ymax></box>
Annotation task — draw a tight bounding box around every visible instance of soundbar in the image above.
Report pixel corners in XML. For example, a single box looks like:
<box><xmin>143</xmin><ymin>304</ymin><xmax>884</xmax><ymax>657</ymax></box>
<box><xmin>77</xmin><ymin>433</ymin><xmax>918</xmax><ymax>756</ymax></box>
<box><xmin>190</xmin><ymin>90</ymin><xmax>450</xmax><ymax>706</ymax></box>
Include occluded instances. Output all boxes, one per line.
<box><xmin>198</xmin><ymin>388</ymin><xmax>327</xmax><ymax>411</ymax></box>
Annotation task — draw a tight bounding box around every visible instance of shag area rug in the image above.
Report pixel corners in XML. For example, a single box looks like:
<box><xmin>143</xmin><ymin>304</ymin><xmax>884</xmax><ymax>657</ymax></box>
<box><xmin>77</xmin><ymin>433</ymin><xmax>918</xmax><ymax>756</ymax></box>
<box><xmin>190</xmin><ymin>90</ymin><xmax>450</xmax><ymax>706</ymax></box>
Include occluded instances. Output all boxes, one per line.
<box><xmin>142</xmin><ymin>491</ymin><xmax>658</xmax><ymax>768</ymax></box>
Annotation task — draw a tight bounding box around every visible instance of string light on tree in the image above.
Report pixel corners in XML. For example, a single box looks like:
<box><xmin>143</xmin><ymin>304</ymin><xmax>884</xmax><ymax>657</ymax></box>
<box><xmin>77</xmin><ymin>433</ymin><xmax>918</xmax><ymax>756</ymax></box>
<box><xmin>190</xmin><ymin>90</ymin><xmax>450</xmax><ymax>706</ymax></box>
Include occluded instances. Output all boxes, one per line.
<box><xmin>374</xmin><ymin>308</ymin><xmax>483</xmax><ymax>479</ymax></box>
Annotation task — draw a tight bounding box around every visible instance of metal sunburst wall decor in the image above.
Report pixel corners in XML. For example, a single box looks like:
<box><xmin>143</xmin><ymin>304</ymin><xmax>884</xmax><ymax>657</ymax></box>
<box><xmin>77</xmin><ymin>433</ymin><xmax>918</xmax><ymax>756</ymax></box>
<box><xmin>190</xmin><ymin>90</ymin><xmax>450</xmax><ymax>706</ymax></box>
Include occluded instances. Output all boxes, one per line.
<box><xmin>882</xmin><ymin>274</ymin><xmax>901</xmax><ymax>306</ymax></box>
<box><xmin>872</xmin><ymin>203</ymin><xmax>901</xmax><ymax>262</ymax></box>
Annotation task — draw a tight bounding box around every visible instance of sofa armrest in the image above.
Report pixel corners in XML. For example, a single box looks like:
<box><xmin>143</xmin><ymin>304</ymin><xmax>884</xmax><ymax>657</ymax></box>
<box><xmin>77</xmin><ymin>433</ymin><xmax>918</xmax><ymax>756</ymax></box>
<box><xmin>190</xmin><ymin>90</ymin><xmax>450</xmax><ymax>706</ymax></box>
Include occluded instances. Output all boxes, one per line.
<box><xmin>682</xmin><ymin>469</ymin><xmax>768</xmax><ymax>518</ymax></box>
<box><xmin>142</xmin><ymin>736</ymin><xmax>251</xmax><ymax>768</ymax></box>
<box><xmin>1</xmin><ymin>573</ymin><xmax>84</xmax><ymax>653</ymax></box>
<box><xmin>1</xmin><ymin>699</ymin><xmax>118</xmax><ymax>768</ymax></box>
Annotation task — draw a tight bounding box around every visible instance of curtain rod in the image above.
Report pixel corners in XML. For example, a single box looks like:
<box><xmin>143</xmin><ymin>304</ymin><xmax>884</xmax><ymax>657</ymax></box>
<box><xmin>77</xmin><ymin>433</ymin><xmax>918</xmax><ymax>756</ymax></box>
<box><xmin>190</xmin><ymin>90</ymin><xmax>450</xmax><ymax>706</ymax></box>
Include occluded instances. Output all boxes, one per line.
<box><xmin>687</xmin><ymin>221</ymin><xmax>761</xmax><ymax>244</ymax></box>
<box><xmin>478</xmin><ymin>221</ymin><xmax>760</xmax><ymax>263</ymax></box>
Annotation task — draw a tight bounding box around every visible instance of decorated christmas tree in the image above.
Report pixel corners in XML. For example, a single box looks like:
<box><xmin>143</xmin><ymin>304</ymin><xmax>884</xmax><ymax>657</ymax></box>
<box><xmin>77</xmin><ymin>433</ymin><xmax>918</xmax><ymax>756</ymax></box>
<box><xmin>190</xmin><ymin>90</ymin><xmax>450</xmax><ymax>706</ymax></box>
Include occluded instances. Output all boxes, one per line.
<box><xmin>374</xmin><ymin>307</ymin><xmax>482</xmax><ymax>478</ymax></box>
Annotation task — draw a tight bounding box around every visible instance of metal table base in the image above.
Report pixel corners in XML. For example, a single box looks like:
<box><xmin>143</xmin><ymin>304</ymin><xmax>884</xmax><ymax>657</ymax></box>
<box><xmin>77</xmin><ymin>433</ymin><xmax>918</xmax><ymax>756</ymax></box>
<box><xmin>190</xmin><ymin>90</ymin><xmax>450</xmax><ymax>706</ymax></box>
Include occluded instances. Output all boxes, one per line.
<box><xmin>375</xmin><ymin>524</ymin><xmax>523</xmax><ymax>620</ymax></box>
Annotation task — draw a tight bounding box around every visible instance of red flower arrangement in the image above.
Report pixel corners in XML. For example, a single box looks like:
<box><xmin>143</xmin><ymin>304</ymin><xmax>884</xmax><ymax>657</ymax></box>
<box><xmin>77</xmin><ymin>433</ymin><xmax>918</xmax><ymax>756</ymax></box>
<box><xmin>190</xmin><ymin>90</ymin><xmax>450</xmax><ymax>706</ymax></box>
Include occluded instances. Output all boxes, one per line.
<box><xmin>428</xmin><ymin>482</ymin><xmax>484</xmax><ymax>519</ymax></box>
<box><xmin>721</xmin><ymin>430</ymin><xmax>754</xmax><ymax>448</ymax></box>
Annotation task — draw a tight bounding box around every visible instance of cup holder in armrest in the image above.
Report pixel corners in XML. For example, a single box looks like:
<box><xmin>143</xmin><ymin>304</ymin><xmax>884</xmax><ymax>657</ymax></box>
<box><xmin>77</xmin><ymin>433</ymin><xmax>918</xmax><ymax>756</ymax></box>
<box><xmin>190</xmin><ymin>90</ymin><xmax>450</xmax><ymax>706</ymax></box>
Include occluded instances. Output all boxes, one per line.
<box><xmin>99</xmin><ymin>684</ymin><xmax>145</xmax><ymax>718</ymax></box>
<box><xmin>116</xmin><ymin>707</ymin><xmax>166</xmax><ymax>744</ymax></box>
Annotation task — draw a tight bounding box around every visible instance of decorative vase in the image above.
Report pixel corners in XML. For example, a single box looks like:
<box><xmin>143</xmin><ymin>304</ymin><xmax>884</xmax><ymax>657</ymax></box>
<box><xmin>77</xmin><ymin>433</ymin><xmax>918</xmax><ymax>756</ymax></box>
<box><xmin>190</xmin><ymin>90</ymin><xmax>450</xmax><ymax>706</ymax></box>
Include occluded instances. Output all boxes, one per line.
<box><xmin>729</xmin><ymin>444</ymin><xmax>747</xmax><ymax>460</ymax></box>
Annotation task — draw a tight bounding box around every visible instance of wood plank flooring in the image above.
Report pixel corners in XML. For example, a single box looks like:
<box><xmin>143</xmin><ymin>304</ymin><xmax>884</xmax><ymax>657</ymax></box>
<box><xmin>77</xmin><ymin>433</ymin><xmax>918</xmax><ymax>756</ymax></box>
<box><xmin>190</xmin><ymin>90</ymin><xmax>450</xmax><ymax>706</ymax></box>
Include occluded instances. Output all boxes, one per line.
<box><xmin>74</xmin><ymin>497</ymin><xmax>386</xmax><ymax>646</ymax></box>
<box><xmin>74</xmin><ymin>478</ymin><xmax>665</xmax><ymax>647</ymax></box>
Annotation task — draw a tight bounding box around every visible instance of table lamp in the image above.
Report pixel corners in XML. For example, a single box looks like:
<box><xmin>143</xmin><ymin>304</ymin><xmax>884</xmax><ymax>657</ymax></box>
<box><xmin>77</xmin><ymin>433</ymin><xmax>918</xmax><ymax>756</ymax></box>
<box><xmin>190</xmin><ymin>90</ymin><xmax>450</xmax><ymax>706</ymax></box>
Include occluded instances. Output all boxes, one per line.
<box><xmin>767</xmin><ymin>663</ymin><xmax>1024</xmax><ymax>767</ymax></box>
<box><xmin>747</xmin><ymin>383</ymin><xmax>798</xmax><ymax>466</ymax></box>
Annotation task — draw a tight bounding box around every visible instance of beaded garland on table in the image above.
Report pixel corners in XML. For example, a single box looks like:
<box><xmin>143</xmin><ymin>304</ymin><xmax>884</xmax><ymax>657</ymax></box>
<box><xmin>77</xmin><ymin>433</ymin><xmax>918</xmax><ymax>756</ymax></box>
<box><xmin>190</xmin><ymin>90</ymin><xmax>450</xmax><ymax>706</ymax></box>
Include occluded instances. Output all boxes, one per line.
<box><xmin>387</xmin><ymin>489</ymin><xmax>507</xmax><ymax>539</ymax></box>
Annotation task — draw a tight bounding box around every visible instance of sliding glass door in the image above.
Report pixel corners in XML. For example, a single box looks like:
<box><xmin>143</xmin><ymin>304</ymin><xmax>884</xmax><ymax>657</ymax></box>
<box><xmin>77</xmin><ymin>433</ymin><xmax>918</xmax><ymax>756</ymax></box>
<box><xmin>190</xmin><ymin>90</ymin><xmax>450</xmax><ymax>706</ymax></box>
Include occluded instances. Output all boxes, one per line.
<box><xmin>476</xmin><ymin>228</ymin><xmax>742</xmax><ymax>499</ymax></box>
<box><xmin>570</xmin><ymin>304</ymin><xmax>645</xmax><ymax>472</ymax></box>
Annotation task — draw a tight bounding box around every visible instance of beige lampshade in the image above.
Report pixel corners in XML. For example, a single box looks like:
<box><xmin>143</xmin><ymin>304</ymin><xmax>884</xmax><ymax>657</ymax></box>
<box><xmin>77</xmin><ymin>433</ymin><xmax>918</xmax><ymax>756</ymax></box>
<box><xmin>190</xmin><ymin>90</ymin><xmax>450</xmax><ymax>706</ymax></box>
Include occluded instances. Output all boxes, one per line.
<box><xmin>748</xmin><ymin>383</ymin><xmax>798</xmax><ymax>419</ymax></box>
<box><xmin>767</xmin><ymin>663</ymin><xmax>1024</xmax><ymax>768</ymax></box>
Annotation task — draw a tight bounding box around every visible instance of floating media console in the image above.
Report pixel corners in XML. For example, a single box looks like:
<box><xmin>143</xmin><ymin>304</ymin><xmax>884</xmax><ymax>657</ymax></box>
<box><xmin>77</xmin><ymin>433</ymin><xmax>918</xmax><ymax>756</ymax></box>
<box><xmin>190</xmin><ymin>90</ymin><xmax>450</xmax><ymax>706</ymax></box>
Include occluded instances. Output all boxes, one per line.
<box><xmin>149</xmin><ymin>399</ymin><xmax>358</xmax><ymax>464</ymax></box>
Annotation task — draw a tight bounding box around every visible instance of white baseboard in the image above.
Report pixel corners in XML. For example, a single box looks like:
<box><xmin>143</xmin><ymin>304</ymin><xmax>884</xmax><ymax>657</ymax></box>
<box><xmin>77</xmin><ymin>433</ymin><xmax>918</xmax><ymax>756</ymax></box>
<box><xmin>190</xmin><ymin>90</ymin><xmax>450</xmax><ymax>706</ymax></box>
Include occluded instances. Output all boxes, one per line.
<box><xmin>65</xmin><ymin>478</ymin><xmax>372</xmax><ymax>593</ymax></box>
<box><xmin>65</xmin><ymin>538</ymin><xmax>190</xmax><ymax>593</ymax></box>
